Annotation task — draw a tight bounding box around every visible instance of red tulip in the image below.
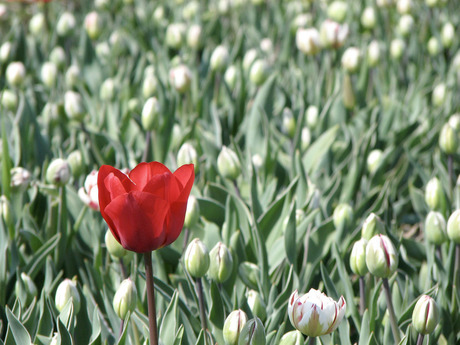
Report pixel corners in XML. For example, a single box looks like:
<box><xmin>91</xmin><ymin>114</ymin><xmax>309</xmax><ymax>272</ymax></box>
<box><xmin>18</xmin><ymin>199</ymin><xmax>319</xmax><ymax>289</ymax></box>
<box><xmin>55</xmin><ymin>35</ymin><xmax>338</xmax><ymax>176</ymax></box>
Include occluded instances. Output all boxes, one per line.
<box><xmin>98</xmin><ymin>162</ymin><xmax>195</xmax><ymax>253</ymax></box>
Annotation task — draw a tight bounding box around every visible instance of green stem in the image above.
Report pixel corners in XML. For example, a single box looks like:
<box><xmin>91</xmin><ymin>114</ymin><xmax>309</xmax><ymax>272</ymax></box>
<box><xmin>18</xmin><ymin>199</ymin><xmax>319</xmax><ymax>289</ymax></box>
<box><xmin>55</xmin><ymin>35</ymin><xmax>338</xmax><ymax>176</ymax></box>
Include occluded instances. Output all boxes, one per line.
<box><xmin>382</xmin><ymin>278</ymin><xmax>401</xmax><ymax>344</ymax></box>
<box><xmin>142</xmin><ymin>131</ymin><xmax>151</xmax><ymax>162</ymax></box>
<box><xmin>359</xmin><ymin>276</ymin><xmax>366</xmax><ymax>315</ymax></box>
<box><xmin>416</xmin><ymin>334</ymin><xmax>424</xmax><ymax>345</ymax></box>
<box><xmin>308</xmin><ymin>337</ymin><xmax>316</xmax><ymax>345</ymax></box>
<box><xmin>195</xmin><ymin>277</ymin><xmax>208</xmax><ymax>345</ymax></box>
<box><xmin>143</xmin><ymin>252</ymin><xmax>158</xmax><ymax>345</ymax></box>
<box><xmin>454</xmin><ymin>244</ymin><xmax>460</xmax><ymax>294</ymax></box>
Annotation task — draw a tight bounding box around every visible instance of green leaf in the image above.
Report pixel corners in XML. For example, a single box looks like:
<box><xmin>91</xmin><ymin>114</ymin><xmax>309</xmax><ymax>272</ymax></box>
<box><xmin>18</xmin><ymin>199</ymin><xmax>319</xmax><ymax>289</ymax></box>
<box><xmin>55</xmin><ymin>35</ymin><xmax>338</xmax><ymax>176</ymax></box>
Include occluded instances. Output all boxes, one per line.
<box><xmin>303</xmin><ymin>125</ymin><xmax>339</xmax><ymax>175</ymax></box>
<box><xmin>159</xmin><ymin>290</ymin><xmax>179</xmax><ymax>345</ymax></box>
<box><xmin>57</xmin><ymin>318</ymin><xmax>73</xmax><ymax>345</ymax></box>
<box><xmin>320</xmin><ymin>262</ymin><xmax>338</xmax><ymax>301</ymax></box>
<box><xmin>209</xmin><ymin>282</ymin><xmax>225</xmax><ymax>329</ymax></box>
<box><xmin>5</xmin><ymin>307</ymin><xmax>32</xmax><ymax>345</ymax></box>
<box><xmin>284</xmin><ymin>201</ymin><xmax>297</xmax><ymax>268</ymax></box>
<box><xmin>116</xmin><ymin>312</ymin><xmax>131</xmax><ymax>345</ymax></box>
<box><xmin>358</xmin><ymin>310</ymin><xmax>371</xmax><ymax>345</ymax></box>
<box><xmin>24</xmin><ymin>233</ymin><xmax>61</xmax><ymax>279</ymax></box>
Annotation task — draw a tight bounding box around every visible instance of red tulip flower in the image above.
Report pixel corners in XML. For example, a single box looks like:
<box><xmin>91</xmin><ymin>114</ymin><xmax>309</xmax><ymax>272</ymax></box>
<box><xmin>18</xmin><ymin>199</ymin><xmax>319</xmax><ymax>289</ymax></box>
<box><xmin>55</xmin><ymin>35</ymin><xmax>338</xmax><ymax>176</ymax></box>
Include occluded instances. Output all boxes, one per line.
<box><xmin>98</xmin><ymin>162</ymin><xmax>195</xmax><ymax>253</ymax></box>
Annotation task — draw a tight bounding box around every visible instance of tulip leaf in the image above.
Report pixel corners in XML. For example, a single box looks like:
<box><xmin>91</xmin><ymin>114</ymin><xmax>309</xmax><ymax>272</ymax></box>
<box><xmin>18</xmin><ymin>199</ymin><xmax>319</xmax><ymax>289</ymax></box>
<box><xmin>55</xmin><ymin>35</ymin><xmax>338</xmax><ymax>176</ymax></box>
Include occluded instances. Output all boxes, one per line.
<box><xmin>284</xmin><ymin>201</ymin><xmax>297</xmax><ymax>268</ymax></box>
<box><xmin>89</xmin><ymin>307</ymin><xmax>102</xmax><ymax>345</ymax></box>
<box><xmin>303</xmin><ymin>125</ymin><xmax>339</xmax><ymax>175</ymax></box>
<box><xmin>173</xmin><ymin>325</ymin><xmax>184</xmax><ymax>345</ymax></box>
<box><xmin>194</xmin><ymin>330</ymin><xmax>206</xmax><ymax>345</ymax></box>
<box><xmin>5</xmin><ymin>307</ymin><xmax>31</xmax><ymax>345</ymax></box>
<box><xmin>209</xmin><ymin>282</ymin><xmax>225</xmax><ymax>329</ymax></box>
<box><xmin>58</xmin><ymin>317</ymin><xmax>73</xmax><ymax>345</ymax></box>
<box><xmin>159</xmin><ymin>290</ymin><xmax>179</xmax><ymax>345</ymax></box>
<box><xmin>358</xmin><ymin>310</ymin><xmax>370</xmax><ymax>345</ymax></box>
<box><xmin>320</xmin><ymin>262</ymin><xmax>338</xmax><ymax>301</ymax></box>
<box><xmin>197</xmin><ymin>197</ymin><xmax>225</xmax><ymax>225</ymax></box>
<box><xmin>116</xmin><ymin>312</ymin><xmax>131</xmax><ymax>345</ymax></box>
<box><xmin>24</xmin><ymin>233</ymin><xmax>61</xmax><ymax>279</ymax></box>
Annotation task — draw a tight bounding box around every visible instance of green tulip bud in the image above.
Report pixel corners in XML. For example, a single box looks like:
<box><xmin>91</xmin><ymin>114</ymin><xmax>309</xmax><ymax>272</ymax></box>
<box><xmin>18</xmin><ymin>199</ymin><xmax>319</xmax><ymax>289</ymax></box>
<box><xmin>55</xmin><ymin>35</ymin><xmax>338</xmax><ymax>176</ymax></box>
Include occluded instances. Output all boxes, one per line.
<box><xmin>412</xmin><ymin>295</ymin><xmax>439</xmax><ymax>335</ymax></box>
<box><xmin>342</xmin><ymin>73</ymin><xmax>355</xmax><ymax>109</ymax></box>
<box><xmin>361</xmin><ymin>7</ymin><xmax>376</xmax><ymax>30</ymax></box>
<box><xmin>427</xmin><ymin>37</ymin><xmax>440</xmax><ymax>56</ymax></box>
<box><xmin>367</xmin><ymin>149</ymin><xmax>384</xmax><ymax>174</ymax></box>
<box><xmin>100</xmin><ymin>78</ymin><xmax>116</xmax><ymax>101</ymax></box>
<box><xmin>50</xmin><ymin>46</ymin><xmax>66</xmax><ymax>70</ymax></box>
<box><xmin>208</xmin><ymin>242</ymin><xmax>233</xmax><ymax>283</ymax></box>
<box><xmin>210</xmin><ymin>45</ymin><xmax>229</xmax><ymax>72</ymax></box>
<box><xmin>55</xmin><ymin>278</ymin><xmax>80</xmax><ymax>313</ymax></box>
<box><xmin>182</xmin><ymin>1</ymin><xmax>199</xmax><ymax>19</ymax></box>
<box><xmin>223</xmin><ymin>309</ymin><xmax>248</xmax><ymax>345</ymax></box>
<box><xmin>279</xmin><ymin>330</ymin><xmax>303</xmax><ymax>345</ymax></box>
<box><xmin>10</xmin><ymin>167</ymin><xmax>31</xmax><ymax>193</ymax></box>
<box><xmin>362</xmin><ymin>213</ymin><xmax>385</xmax><ymax>240</ymax></box>
<box><xmin>141</xmin><ymin>97</ymin><xmax>160</xmax><ymax>131</ymax></box>
<box><xmin>448</xmin><ymin>113</ymin><xmax>460</xmax><ymax>131</ymax></box>
<box><xmin>184</xmin><ymin>238</ymin><xmax>209</xmax><ymax>278</ymax></box>
<box><xmin>327</xmin><ymin>1</ymin><xmax>348</xmax><ymax>22</ymax></box>
<box><xmin>425</xmin><ymin>211</ymin><xmax>447</xmax><ymax>245</ymax></box>
<box><xmin>305</xmin><ymin>105</ymin><xmax>319</xmax><ymax>129</ymax></box>
<box><xmin>29</xmin><ymin>13</ymin><xmax>45</xmax><ymax>37</ymax></box>
<box><xmin>64</xmin><ymin>91</ymin><xmax>85</xmax><ymax>121</ymax></box>
<box><xmin>165</xmin><ymin>23</ymin><xmax>186</xmax><ymax>50</ymax></box>
<box><xmin>67</xmin><ymin>150</ymin><xmax>84</xmax><ymax>178</ymax></box>
<box><xmin>320</xmin><ymin>20</ymin><xmax>349</xmax><ymax>49</ymax></box>
<box><xmin>184</xmin><ymin>195</ymin><xmax>200</xmax><ymax>229</ymax></box>
<box><xmin>177</xmin><ymin>143</ymin><xmax>198</xmax><ymax>171</ymax></box>
<box><xmin>169</xmin><ymin>64</ymin><xmax>191</xmax><ymax>93</ymax></box>
<box><xmin>0</xmin><ymin>195</ymin><xmax>13</xmax><ymax>229</ymax></box>
<box><xmin>187</xmin><ymin>24</ymin><xmax>203</xmax><ymax>49</ymax></box>
<box><xmin>153</xmin><ymin>6</ymin><xmax>165</xmax><ymax>22</ymax></box>
<box><xmin>84</xmin><ymin>12</ymin><xmax>103</xmax><ymax>40</ymax></box>
<box><xmin>301</xmin><ymin>127</ymin><xmax>311</xmax><ymax>151</ymax></box>
<box><xmin>46</xmin><ymin>158</ymin><xmax>71</xmax><ymax>186</ymax></box>
<box><xmin>441</xmin><ymin>22</ymin><xmax>454</xmax><ymax>48</ymax></box>
<box><xmin>95</xmin><ymin>42</ymin><xmax>110</xmax><ymax>61</ymax></box>
<box><xmin>282</xmin><ymin>108</ymin><xmax>296</xmax><ymax>138</ymax></box>
<box><xmin>0</xmin><ymin>42</ymin><xmax>12</xmax><ymax>63</ymax></box>
<box><xmin>350</xmin><ymin>238</ymin><xmax>368</xmax><ymax>276</ymax></box>
<box><xmin>333</xmin><ymin>203</ymin><xmax>353</xmax><ymax>229</ymax></box>
<box><xmin>217</xmin><ymin>146</ymin><xmax>241</xmax><ymax>180</ymax></box>
<box><xmin>249</xmin><ymin>59</ymin><xmax>270</xmax><ymax>86</ymax></box>
<box><xmin>432</xmin><ymin>83</ymin><xmax>446</xmax><ymax>107</ymax></box>
<box><xmin>243</xmin><ymin>49</ymin><xmax>258</xmax><ymax>72</ymax></box>
<box><xmin>341</xmin><ymin>47</ymin><xmax>361</xmax><ymax>73</ymax></box>
<box><xmin>260</xmin><ymin>38</ymin><xmax>273</xmax><ymax>55</ymax></box>
<box><xmin>142</xmin><ymin>74</ymin><xmax>158</xmax><ymax>98</ymax></box>
<box><xmin>1</xmin><ymin>89</ymin><xmax>18</xmax><ymax>112</ymax></box>
<box><xmin>367</xmin><ymin>40</ymin><xmax>380</xmax><ymax>67</ymax></box>
<box><xmin>390</xmin><ymin>38</ymin><xmax>405</xmax><ymax>60</ymax></box>
<box><xmin>239</xmin><ymin>262</ymin><xmax>260</xmax><ymax>290</ymax></box>
<box><xmin>105</xmin><ymin>230</ymin><xmax>131</xmax><ymax>259</ymax></box>
<box><xmin>366</xmin><ymin>234</ymin><xmax>398</xmax><ymax>278</ymax></box>
<box><xmin>447</xmin><ymin>210</ymin><xmax>460</xmax><ymax>243</ymax></box>
<box><xmin>113</xmin><ymin>278</ymin><xmax>137</xmax><ymax>320</ymax></box>
<box><xmin>6</xmin><ymin>61</ymin><xmax>26</xmax><ymax>87</ymax></box>
<box><xmin>295</xmin><ymin>28</ymin><xmax>321</xmax><ymax>56</ymax></box>
<box><xmin>425</xmin><ymin>177</ymin><xmax>446</xmax><ymax>211</ymax></box>
<box><xmin>238</xmin><ymin>317</ymin><xmax>266</xmax><ymax>345</ymax></box>
<box><xmin>426</xmin><ymin>0</ymin><xmax>438</xmax><ymax>7</ymax></box>
<box><xmin>224</xmin><ymin>65</ymin><xmax>238</xmax><ymax>90</ymax></box>
<box><xmin>439</xmin><ymin>123</ymin><xmax>457</xmax><ymax>154</ymax></box>
<box><xmin>15</xmin><ymin>272</ymin><xmax>37</xmax><ymax>305</ymax></box>
<box><xmin>65</xmin><ymin>65</ymin><xmax>80</xmax><ymax>89</ymax></box>
<box><xmin>247</xmin><ymin>290</ymin><xmax>267</xmax><ymax>322</ymax></box>
<box><xmin>291</xmin><ymin>14</ymin><xmax>312</xmax><ymax>35</ymax></box>
<box><xmin>56</xmin><ymin>12</ymin><xmax>76</xmax><ymax>37</ymax></box>
<box><xmin>41</xmin><ymin>62</ymin><xmax>58</xmax><ymax>88</ymax></box>
<box><xmin>397</xmin><ymin>0</ymin><xmax>413</xmax><ymax>14</ymax></box>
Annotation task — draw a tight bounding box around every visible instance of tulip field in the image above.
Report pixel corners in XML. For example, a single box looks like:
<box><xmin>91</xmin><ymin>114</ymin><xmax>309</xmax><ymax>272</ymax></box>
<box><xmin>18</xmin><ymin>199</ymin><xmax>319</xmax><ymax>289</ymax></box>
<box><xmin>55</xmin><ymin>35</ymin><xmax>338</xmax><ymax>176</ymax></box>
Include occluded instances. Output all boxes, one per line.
<box><xmin>1</xmin><ymin>0</ymin><xmax>460</xmax><ymax>344</ymax></box>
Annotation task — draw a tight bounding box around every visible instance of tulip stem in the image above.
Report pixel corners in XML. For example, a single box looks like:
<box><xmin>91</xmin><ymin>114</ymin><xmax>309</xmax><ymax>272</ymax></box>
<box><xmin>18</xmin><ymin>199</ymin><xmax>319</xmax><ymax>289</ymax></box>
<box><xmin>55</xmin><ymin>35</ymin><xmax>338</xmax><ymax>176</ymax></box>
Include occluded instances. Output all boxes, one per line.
<box><xmin>119</xmin><ymin>320</ymin><xmax>124</xmax><ymax>339</ymax></box>
<box><xmin>448</xmin><ymin>154</ymin><xmax>454</xmax><ymax>203</ymax></box>
<box><xmin>416</xmin><ymin>334</ymin><xmax>424</xmax><ymax>345</ymax></box>
<box><xmin>454</xmin><ymin>244</ymin><xmax>460</xmax><ymax>294</ymax></box>
<box><xmin>359</xmin><ymin>276</ymin><xmax>366</xmax><ymax>315</ymax></box>
<box><xmin>382</xmin><ymin>278</ymin><xmax>401</xmax><ymax>344</ymax></box>
<box><xmin>142</xmin><ymin>131</ymin><xmax>151</xmax><ymax>162</ymax></box>
<box><xmin>195</xmin><ymin>277</ymin><xmax>208</xmax><ymax>345</ymax></box>
<box><xmin>308</xmin><ymin>336</ymin><xmax>316</xmax><ymax>345</ymax></box>
<box><xmin>119</xmin><ymin>258</ymin><xmax>128</xmax><ymax>279</ymax></box>
<box><xmin>143</xmin><ymin>252</ymin><xmax>158</xmax><ymax>345</ymax></box>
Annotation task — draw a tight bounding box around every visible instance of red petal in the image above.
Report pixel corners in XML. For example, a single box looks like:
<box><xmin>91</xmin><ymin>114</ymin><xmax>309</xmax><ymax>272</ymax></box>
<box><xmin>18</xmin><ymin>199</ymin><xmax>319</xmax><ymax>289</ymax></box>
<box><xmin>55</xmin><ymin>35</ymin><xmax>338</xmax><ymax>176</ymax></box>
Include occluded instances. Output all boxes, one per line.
<box><xmin>162</xmin><ymin>201</ymin><xmax>188</xmax><ymax>247</ymax></box>
<box><xmin>173</xmin><ymin>164</ymin><xmax>195</xmax><ymax>203</ymax></box>
<box><xmin>129</xmin><ymin>162</ymin><xmax>171</xmax><ymax>191</ymax></box>
<box><xmin>103</xmin><ymin>191</ymin><xmax>169</xmax><ymax>253</ymax></box>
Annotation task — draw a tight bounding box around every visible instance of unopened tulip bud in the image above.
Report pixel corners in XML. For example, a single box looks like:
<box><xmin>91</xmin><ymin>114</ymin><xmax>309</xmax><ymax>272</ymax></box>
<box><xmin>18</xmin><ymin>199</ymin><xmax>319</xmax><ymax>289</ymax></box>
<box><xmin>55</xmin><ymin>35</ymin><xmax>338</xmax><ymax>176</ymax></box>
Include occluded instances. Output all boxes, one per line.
<box><xmin>320</xmin><ymin>20</ymin><xmax>349</xmax><ymax>49</ymax></box>
<box><xmin>29</xmin><ymin>13</ymin><xmax>45</xmax><ymax>36</ymax></box>
<box><xmin>182</xmin><ymin>1</ymin><xmax>199</xmax><ymax>20</ymax></box>
<box><xmin>0</xmin><ymin>195</ymin><xmax>13</xmax><ymax>229</ymax></box>
<box><xmin>366</xmin><ymin>234</ymin><xmax>398</xmax><ymax>278</ymax></box>
<box><xmin>350</xmin><ymin>238</ymin><xmax>368</xmax><ymax>276</ymax></box>
<box><xmin>247</xmin><ymin>290</ymin><xmax>267</xmax><ymax>321</ymax></box>
<box><xmin>96</xmin><ymin>42</ymin><xmax>110</xmax><ymax>61</ymax></box>
<box><xmin>46</xmin><ymin>158</ymin><xmax>71</xmax><ymax>186</ymax></box>
<box><xmin>217</xmin><ymin>146</ymin><xmax>241</xmax><ymax>180</ymax></box>
<box><xmin>64</xmin><ymin>91</ymin><xmax>85</xmax><ymax>121</ymax></box>
<box><xmin>301</xmin><ymin>127</ymin><xmax>311</xmax><ymax>151</ymax></box>
<box><xmin>342</xmin><ymin>73</ymin><xmax>355</xmax><ymax>109</ymax></box>
<box><xmin>208</xmin><ymin>242</ymin><xmax>233</xmax><ymax>283</ymax></box>
<box><xmin>447</xmin><ymin>210</ymin><xmax>460</xmax><ymax>243</ymax></box>
<box><xmin>105</xmin><ymin>230</ymin><xmax>131</xmax><ymax>259</ymax></box>
<box><xmin>426</xmin><ymin>0</ymin><xmax>438</xmax><ymax>8</ymax></box>
<box><xmin>113</xmin><ymin>278</ymin><xmax>137</xmax><ymax>320</ymax></box>
<box><xmin>1</xmin><ymin>89</ymin><xmax>18</xmax><ymax>112</ymax></box>
<box><xmin>398</xmin><ymin>15</ymin><xmax>414</xmax><ymax>37</ymax></box>
<box><xmin>441</xmin><ymin>22</ymin><xmax>454</xmax><ymax>48</ymax></box>
<box><xmin>6</xmin><ymin>62</ymin><xmax>26</xmax><ymax>87</ymax></box>
<box><xmin>376</xmin><ymin>0</ymin><xmax>393</xmax><ymax>7</ymax></box>
<box><xmin>341</xmin><ymin>47</ymin><xmax>361</xmax><ymax>73</ymax></box>
<box><xmin>50</xmin><ymin>47</ymin><xmax>66</xmax><ymax>70</ymax></box>
<box><xmin>185</xmin><ymin>238</ymin><xmax>209</xmax><ymax>278</ymax></box>
<box><xmin>177</xmin><ymin>143</ymin><xmax>198</xmax><ymax>170</ymax></box>
<box><xmin>367</xmin><ymin>40</ymin><xmax>380</xmax><ymax>67</ymax></box>
<box><xmin>15</xmin><ymin>272</ymin><xmax>37</xmax><ymax>305</ymax></box>
<box><xmin>10</xmin><ymin>167</ymin><xmax>31</xmax><ymax>193</ymax></box>
<box><xmin>141</xmin><ymin>97</ymin><xmax>160</xmax><ymax>131</ymax></box>
<box><xmin>260</xmin><ymin>38</ymin><xmax>273</xmax><ymax>55</ymax></box>
<box><xmin>448</xmin><ymin>114</ymin><xmax>460</xmax><ymax>131</ymax></box>
<box><xmin>165</xmin><ymin>23</ymin><xmax>186</xmax><ymax>50</ymax></box>
<box><xmin>306</xmin><ymin>105</ymin><xmax>319</xmax><ymax>129</ymax></box>
<box><xmin>100</xmin><ymin>78</ymin><xmax>115</xmax><ymax>101</ymax></box>
<box><xmin>362</xmin><ymin>213</ymin><xmax>385</xmax><ymax>239</ymax></box>
<box><xmin>41</xmin><ymin>62</ymin><xmax>58</xmax><ymax>88</ymax></box>
<box><xmin>432</xmin><ymin>83</ymin><xmax>447</xmax><ymax>107</ymax></box>
<box><xmin>65</xmin><ymin>65</ymin><xmax>80</xmax><ymax>89</ymax></box>
<box><xmin>55</xmin><ymin>278</ymin><xmax>80</xmax><ymax>313</ymax></box>
<box><xmin>243</xmin><ymin>49</ymin><xmax>258</xmax><ymax>72</ymax></box>
<box><xmin>67</xmin><ymin>151</ymin><xmax>83</xmax><ymax>177</ymax></box>
<box><xmin>282</xmin><ymin>108</ymin><xmax>296</xmax><ymax>138</ymax></box>
<box><xmin>291</xmin><ymin>14</ymin><xmax>312</xmax><ymax>35</ymax></box>
<box><xmin>412</xmin><ymin>295</ymin><xmax>439</xmax><ymax>335</ymax></box>
<box><xmin>425</xmin><ymin>177</ymin><xmax>446</xmax><ymax>211</ymax></box>
<box><xmin>425</xmin><ymin>211</ymin><xmax>447</xmax><ymax>245</ymax></box>
<box><xmin>85</xmin><ymin>12</ymin><xmax>103</xmax><ymax>40</ymax></box>
<box><xmin>427</xmin><ymin>37</ymin><xmax>440</xmax><ymax>56</ymax></box>
<box><xmin>153</xmin><ymin>6</ymin><xmax>165</xmax><ymax>22</ymax></box>
<box><xmin>210</xmin><ymin>45</ymin><xmax>229</xmax><ymax>72</ymax></box>
<box><xmin>296</xmin><ymin>28</ymin><xmax>321</xmax><ymax>56</ymax></box>
<box><xmin>249</xmin><ymin>59</ymin><xmax>270</xmax><ymax>86</ymax></box>
<box><xmin>56</xmin><ymin>12</ymin><xmax>76</xmax><ymax>37</ymax></box>
<box><xmin>390</xmin><ymin>39</ymin><xmax>405</xmax><ymax>60</ymax></box>
<box><xmin>0</xmin><ymin>42</ymin><xmax>12</xmax><ymax>63</ymax></box>
<box><xmin>361</xmin><ymin>7</ymin><xmax>376</xmax><ymax>30</ymax></box>
<box><xmin>279</xmin><ymin>330</ymin><xmax>303</xmax><ymax>345</ymax></box>
<box><xmin>238</xmin><ymin>262</ymin><xmax>260</xmax><ymax>290</ymax></box>
<box><xmin>187</xmin><ymin>24</ymin><xmax>202</xmax><ymax>49</ymax></box>
<box><xmin>397</xmin><ymin>0</ymin><xmax>412</xmax><ymax>13</ymax></box>
<box><xmin>142</xmin><ymin>74</ymin><xmax>158</xmax><ymax>98</ymax></box>
<box><xmin>223</xmin><ymin>309</ymin><xmax>248</xmax><ymax>345</ymax></box>
<box><xmin>170</xmin><ymin>64</ymin><xmax>191</xmax><ymax>93</ymax></box>
<box><xmin>367</xmin><ymin>149</ymin><xmax>384</xmax><ymax>174</ymax></box>
<box><xmin>439</xmin><ymin>123</ymin><xmax>457</xmax><ymax>154</ymax></box>
<box><xmin>224</xmin><ymin>65</ymin><xmax>238</xmax><ymax>90</ymax></box>
<box><xmin>333</xmin><ymin>203</ymin><xmax>353</xmax><ymax>228</ymax></box>
<box><xmin>327</xmin><ymin>1</ymin><xmax>348</xmax><ymax>23</ymax></box>
<box><xmin>184</xmin><ymin>195</ymin><xmax>200</xmax><ymax>228</ymax></box>
<box><xmin>238</xmin><ymin>317</ymin><xmax>266</xmax><ymax>345</ymax></box>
